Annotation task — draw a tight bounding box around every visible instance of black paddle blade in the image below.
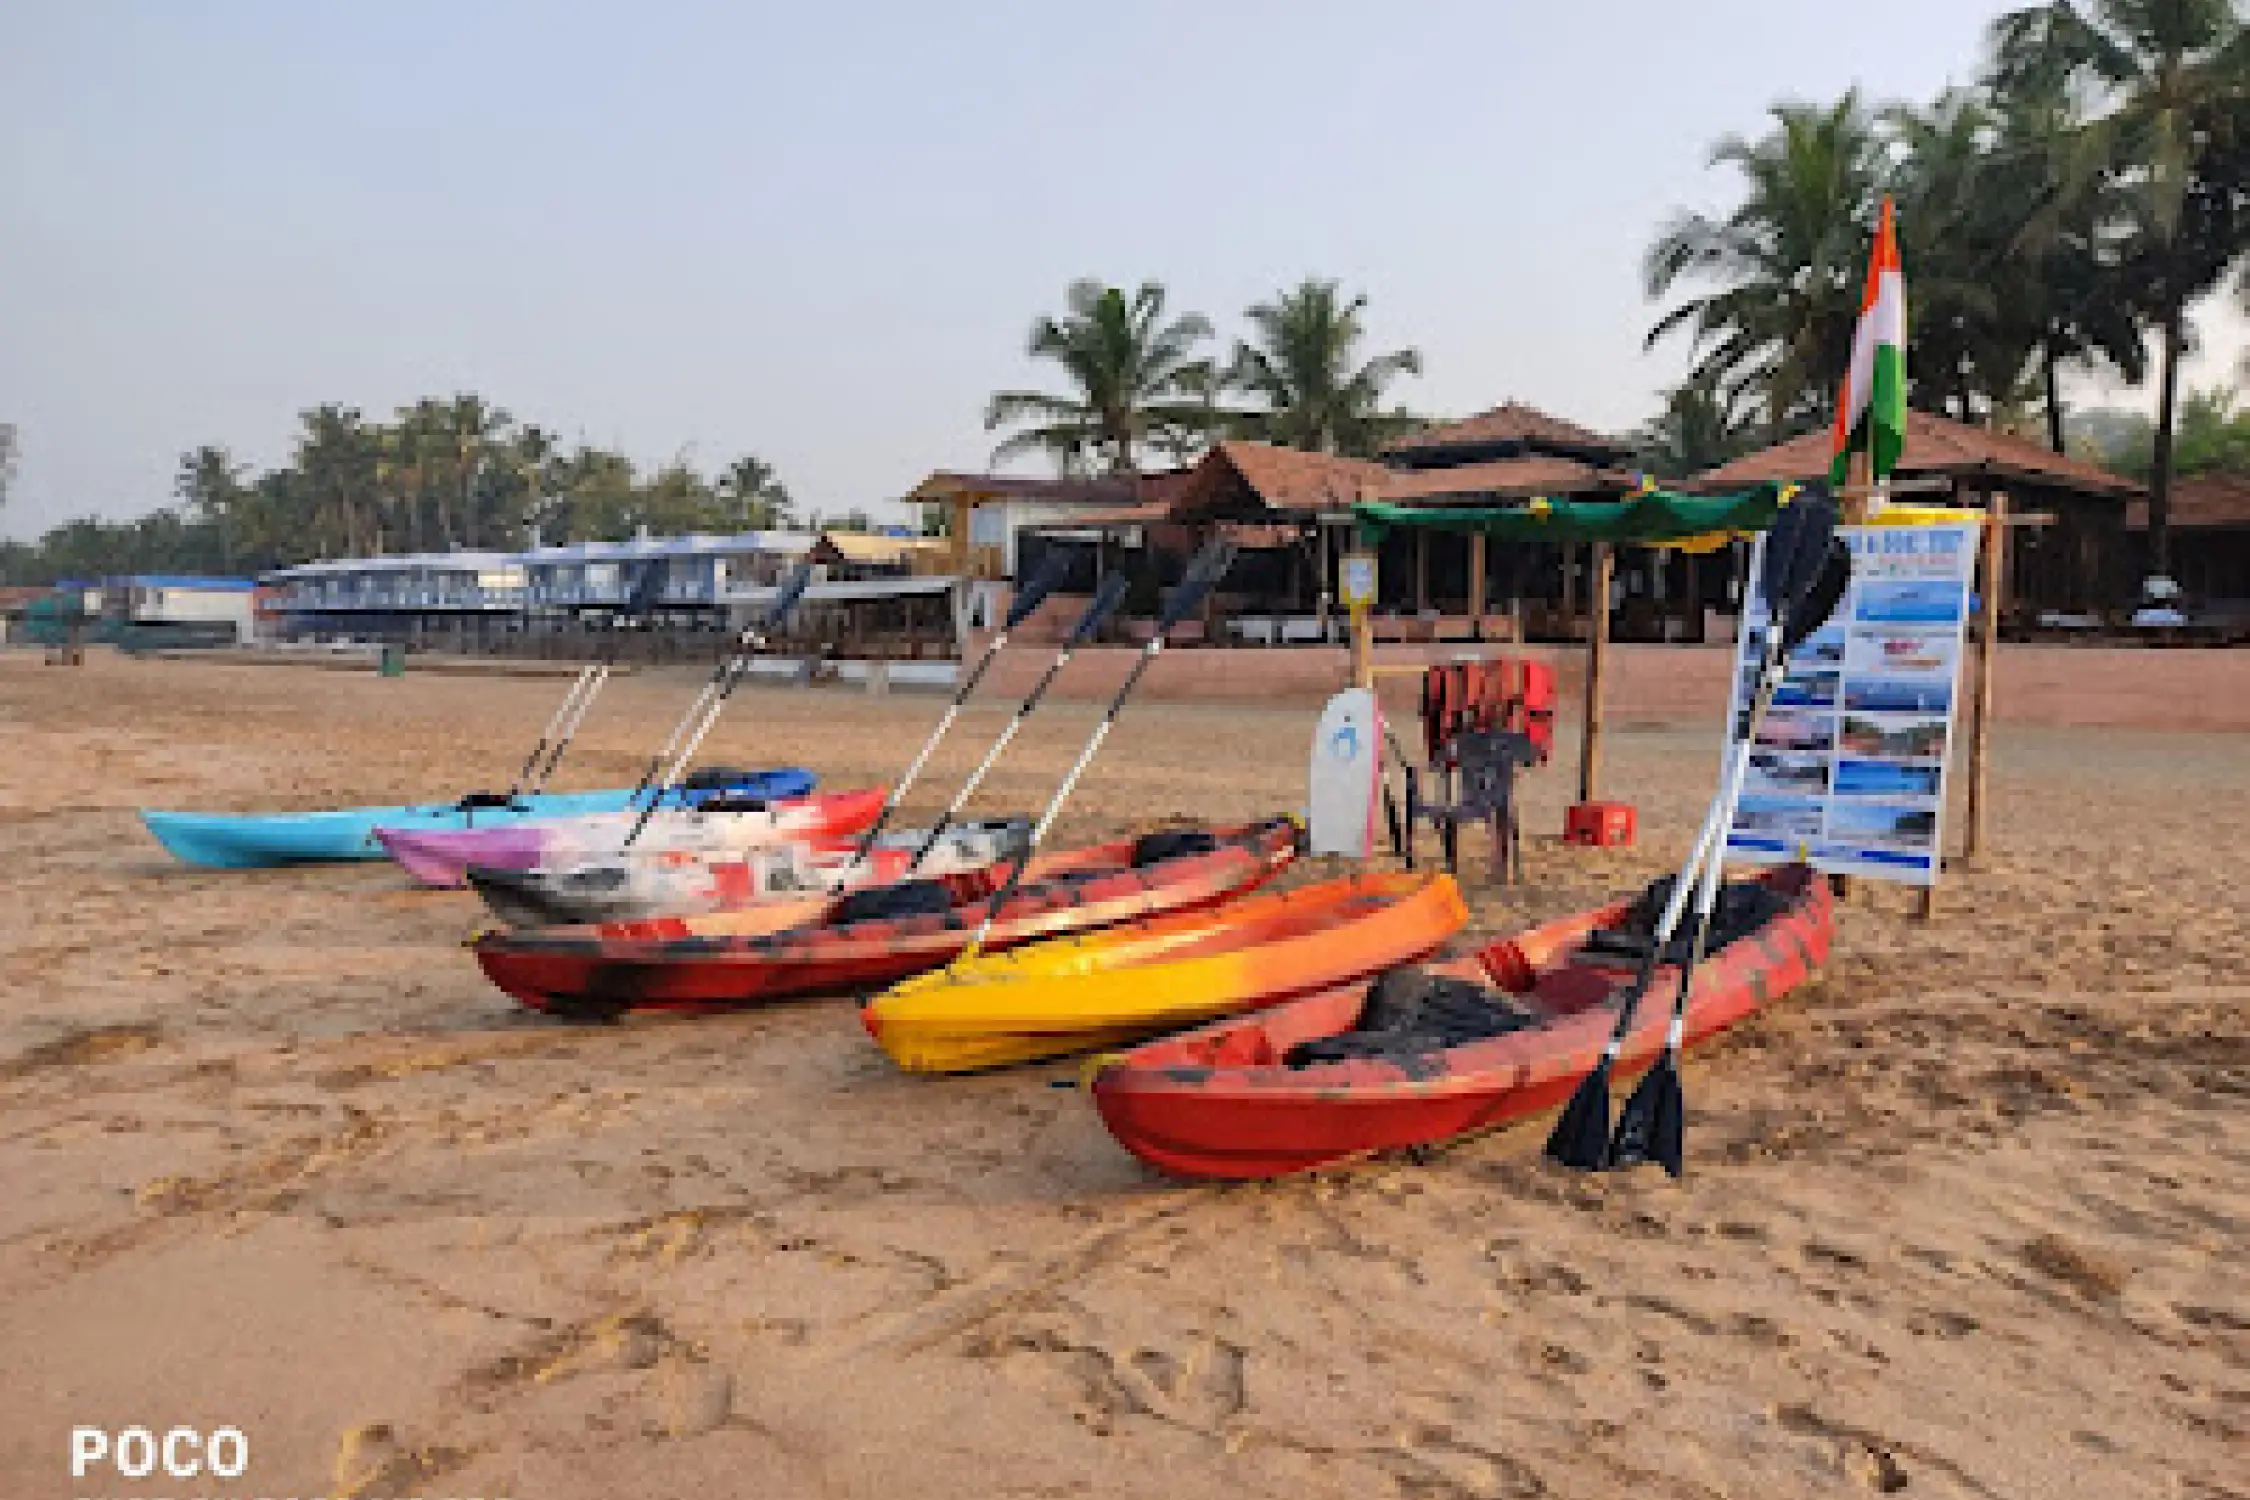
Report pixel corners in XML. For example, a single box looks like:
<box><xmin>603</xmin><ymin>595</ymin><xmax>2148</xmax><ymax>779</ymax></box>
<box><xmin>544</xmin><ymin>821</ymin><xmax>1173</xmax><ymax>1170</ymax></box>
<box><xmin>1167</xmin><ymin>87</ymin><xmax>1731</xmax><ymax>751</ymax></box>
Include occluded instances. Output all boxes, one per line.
<box><xmin>1781</xmin><ymin>537</ymin><xmax>1853</xmax><ymax>656</ymax></box>
<box><xmin>1758</xmin><ymin>482</ymin><xmax>1840</xmax><ymax>615</ymax></box>
<box><xmin>1004</xmin><ymin>549</ymin><xmax>1074</xmax><ymax>628</ymax></box>
<box><xmin>1068</xmin><ymin>571</ymin><xmax>1134</xmax><ymax>645</ymax></box>
<box><xmin>1543</xmin><ymin>1056</ymin><xmax>1617</xmax><ymax>1171</ymax></box>
<box><xmin>1607</xmin><ymin>1053</ymin><xmax>1685</xmax><ymax>1177</ymax></box>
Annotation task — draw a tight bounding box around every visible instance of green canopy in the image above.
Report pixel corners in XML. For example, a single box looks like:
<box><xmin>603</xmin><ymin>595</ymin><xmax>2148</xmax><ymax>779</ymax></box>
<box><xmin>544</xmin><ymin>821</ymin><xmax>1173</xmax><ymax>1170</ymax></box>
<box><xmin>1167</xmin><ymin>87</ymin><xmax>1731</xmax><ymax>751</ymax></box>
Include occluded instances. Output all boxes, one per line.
<box><xmin>1354</xmin><ymin>482</ymin><xmax>1792</xmax><ymax>545</ymax></box>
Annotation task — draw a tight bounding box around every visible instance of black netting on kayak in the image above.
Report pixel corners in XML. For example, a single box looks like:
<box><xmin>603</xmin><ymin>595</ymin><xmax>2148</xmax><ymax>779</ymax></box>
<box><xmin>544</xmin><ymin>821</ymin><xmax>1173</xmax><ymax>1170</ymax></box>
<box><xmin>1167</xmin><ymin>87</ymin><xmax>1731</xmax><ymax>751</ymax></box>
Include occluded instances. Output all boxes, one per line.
<box><xmin>1131</xmin><ymin>829</ymin><xmax>1217</xmax><ymax>867</ymax></box>
<box><xmin>830</xmin><ymin>879</ymin><xmax>955</xmax><ymax>924</ymax></box>
<box><xmin>680</xmin><ymin>766</ymin><xmax>754</xmax><ymax>791</ymax></box>
<box><xmin>1284</xmin><ymin>968</ymin><xmax>1540</xmax><ymax>1068</ymax></box>
<box><xmin>695</xmin><ymin>795</ymin><xmax>771</xmax><ymax>814</ymax></box>
<box><xmin>1578</xmin><ymin>875</ymin><xmax>1790</xmax><ymax>967</ymax></box>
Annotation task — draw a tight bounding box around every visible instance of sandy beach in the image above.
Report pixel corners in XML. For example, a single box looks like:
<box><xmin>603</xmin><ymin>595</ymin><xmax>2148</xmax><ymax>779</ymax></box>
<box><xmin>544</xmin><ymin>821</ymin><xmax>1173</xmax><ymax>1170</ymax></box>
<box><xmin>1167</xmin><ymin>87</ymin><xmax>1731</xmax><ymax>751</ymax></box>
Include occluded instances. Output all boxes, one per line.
<box><xmin>1</xmin><ymin>649</ymin><xmax>2244</xmax><ymax>1500</ymax></box>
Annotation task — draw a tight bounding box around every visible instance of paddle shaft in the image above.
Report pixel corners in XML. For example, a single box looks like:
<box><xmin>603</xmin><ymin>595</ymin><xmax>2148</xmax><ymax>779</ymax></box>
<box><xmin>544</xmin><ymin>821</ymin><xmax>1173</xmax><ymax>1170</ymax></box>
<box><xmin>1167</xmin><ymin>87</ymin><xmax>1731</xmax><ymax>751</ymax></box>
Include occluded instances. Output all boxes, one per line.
<box><xmin>506</xmin><ymin>663</ymin><xmax>603</xmax><ymax>798</ymax></box>
<box><xmin>1582</xmin><ymin>624</ymin><xmax>1791</xmax><ymax>1067</ymax></box>
<box><xmin>962</xmin><ymin>541</ymin><xmax>1235</xmax><ymax>954</ymax></box>
<box><xmin>622</xmin><ymin>565</ymin><xmax>813</xmax><ymax>846</ymax></box>
<box><xmin>844</xmin><ymin>554</ymin><xmax>1072</xmax><ymax>873</ymax></box>
<box><xmin>515</xmin><ymin>564</ymin><xmax>672</xmax><ymax>798</ymax></box>
<box><xmin>903</xmin><ymin>571</ymin><xmax>1131</xmax><ymax>872</ymax></box>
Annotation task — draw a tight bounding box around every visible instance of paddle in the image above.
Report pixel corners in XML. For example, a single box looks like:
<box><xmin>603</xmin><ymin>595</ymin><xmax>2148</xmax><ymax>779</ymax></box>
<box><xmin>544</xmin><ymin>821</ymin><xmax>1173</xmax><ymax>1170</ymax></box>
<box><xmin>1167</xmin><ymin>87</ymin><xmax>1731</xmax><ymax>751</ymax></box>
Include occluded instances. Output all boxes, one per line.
<box><xmin>1543</xmin><ymin>487</ymin><xmax>1844</xmax><ymax>1173</ymax></box>
<box><xmin>898</xmin><ymin>568</ymin><xmax>1133</xmax><ymax>873</ymax></box>
<box><xmin>522</xmin><ymin>562</ymin><xmax>671</xmax><ymax>796</ymax></box>
<box><xmin>1607</xmin><ymin>525</ymin><xmax>1849</xmax><ymax>1175</ymax></box>
<box><xmin>835</xmin><ymin>550</ymin><xmax>1073</xmax><ymax>879</ymax></box>
<box><xmin>618</xmin><ymin>562</ymin><xmax>814</xmax><ymax>848</ymax></box>
<box><xmin>457</xmin><ymin>562</ymin><xmax>670</xmax><ymax>817</ymax></box>
<box><xmin>958</xmin><ymin>538</ymin><xmax>1237</xmax><ymax>957</ymax></box>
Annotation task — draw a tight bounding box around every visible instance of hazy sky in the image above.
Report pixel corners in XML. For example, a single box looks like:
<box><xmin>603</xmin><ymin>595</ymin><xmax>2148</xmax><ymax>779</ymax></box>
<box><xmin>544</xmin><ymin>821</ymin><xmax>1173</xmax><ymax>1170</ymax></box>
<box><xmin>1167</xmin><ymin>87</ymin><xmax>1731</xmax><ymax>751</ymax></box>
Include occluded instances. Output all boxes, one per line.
<box><xmin>4</xmin><ymin>0</ymin><xmax>2244</xmax><ymax>540</ymax></box>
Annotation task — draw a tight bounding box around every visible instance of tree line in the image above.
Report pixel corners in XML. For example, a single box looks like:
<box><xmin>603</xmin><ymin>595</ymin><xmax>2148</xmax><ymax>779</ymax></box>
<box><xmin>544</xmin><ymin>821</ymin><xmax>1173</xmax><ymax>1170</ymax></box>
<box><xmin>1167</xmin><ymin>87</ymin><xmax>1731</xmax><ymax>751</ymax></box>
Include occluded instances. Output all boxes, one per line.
<box><xmin>983</xmin><ymin>3</ymin><xmax>2247</xmax><ymax>574</ymax></box>
<box><xmin>5</xmin><ymin>2</ymin><xmax>2244</xmax><ymax>589</ymax></box>
<box><xmin>1634</xmin><ymin>0</ymin><xmax>2248</xmax><ymax>569</ymax></box>
<box><xmin>0</xmin><ymin>397</ymin><xmax>818</xmax><ymax>585</ymax></box>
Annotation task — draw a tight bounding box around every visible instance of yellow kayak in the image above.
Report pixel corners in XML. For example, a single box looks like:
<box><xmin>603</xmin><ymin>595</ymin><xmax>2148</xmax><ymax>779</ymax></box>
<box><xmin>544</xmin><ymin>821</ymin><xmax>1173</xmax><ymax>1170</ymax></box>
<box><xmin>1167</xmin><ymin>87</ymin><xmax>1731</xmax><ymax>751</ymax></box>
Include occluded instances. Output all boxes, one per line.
<box><xmin>861</xmin><ymin>871</ymin><xmax>1466</xmax><ymax>1073</ymax></box>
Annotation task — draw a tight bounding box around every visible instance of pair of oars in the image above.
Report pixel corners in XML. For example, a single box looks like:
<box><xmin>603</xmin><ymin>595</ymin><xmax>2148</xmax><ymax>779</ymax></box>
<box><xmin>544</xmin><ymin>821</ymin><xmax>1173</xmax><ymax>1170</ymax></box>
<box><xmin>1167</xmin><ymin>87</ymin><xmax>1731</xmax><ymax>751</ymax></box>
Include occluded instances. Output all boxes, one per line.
<box><xmin>456</xmin><ymin>562</ymin><xmax>671</xmax><ymax>817</ymax></box>
<box><xmin>957</xmin><ymin>538</ymin><xmax>1238</xmax><ymax>957</ymax></box>
<box><xmin>617</xmin><ymin>563</ymin><xmax>816</xmax><ymax>848</ymax></box>
<box><xmin>1546</xmin><ymin>485</ymin><xmax>1851</xmax><ymax>1177</ymax></box>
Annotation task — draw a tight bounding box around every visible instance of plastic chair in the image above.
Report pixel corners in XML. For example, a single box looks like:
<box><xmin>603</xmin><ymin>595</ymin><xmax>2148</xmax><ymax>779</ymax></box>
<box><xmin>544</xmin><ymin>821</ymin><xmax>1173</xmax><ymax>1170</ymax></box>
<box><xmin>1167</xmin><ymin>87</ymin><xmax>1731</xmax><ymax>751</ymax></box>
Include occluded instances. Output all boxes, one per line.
<box><xmin>1404</xmin><ymin>730</ymin><xmax>1540</xmax><ymax>885</ymax></box>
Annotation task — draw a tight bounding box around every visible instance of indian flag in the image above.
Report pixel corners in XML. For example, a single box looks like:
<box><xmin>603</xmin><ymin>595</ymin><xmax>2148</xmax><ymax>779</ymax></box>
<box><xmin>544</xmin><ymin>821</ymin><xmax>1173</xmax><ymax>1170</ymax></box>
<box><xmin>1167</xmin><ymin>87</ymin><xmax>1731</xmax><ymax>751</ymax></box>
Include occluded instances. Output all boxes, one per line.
<box><xmin>1829</xmin><ymin>196</ymin><xmax>1907</xmax><ymax>485</ymax></box>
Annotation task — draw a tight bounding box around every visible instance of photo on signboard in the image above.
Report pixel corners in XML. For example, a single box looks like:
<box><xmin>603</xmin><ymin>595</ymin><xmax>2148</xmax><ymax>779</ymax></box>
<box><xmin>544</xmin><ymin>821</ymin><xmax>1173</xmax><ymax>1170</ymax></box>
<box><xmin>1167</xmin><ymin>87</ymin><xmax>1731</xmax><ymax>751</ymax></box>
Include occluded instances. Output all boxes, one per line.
<box><xmin>1747</xmin><ymin>663</ymin><xmax>1841</xmax><ymax>708</ymax></box>
<box><xmin>1824</xmin><ymin>800</ymin><xmax>1939</xmax><ymax>850</ymax></box>
<box><xmin>1833</xmin><ymin>758</ymin><xmax>1943</xmax><ymax>797</ymax></box>
<box><xmin>1856</xmin><ymin>579</ymin><xmax>1966</xmax><ymax>626</ymax></box>
<box><xmin>1839</xmin><ymin>712</ymin><xmax>1948</xmax><ymax>759</ymax></box>
<box><xmin>1843</xmin><ymin>627</ymin><xmax>1958</xmax><ymax>678</ymax></box>
<box><xmin>1790</xmin><ymin>624</ymin><xmax>1846</xmax><ymax>668</ymax></box>
<box><xmin>1734</xmin><ymin>795</ymin><xmax>1825</xmax><ymax>839</ymax></box>
<box><xmin>1756</xmin><ymin>710</ymin><xmax>1836</xmax><ymax>753</ymax></box>
<box><xmin>1843</xmin><ymin>676</ymin><xmax>1952</xmax><ymax>714</ymax></box>
<box><xmin>1747</xmin><ymin>750</ymin><xmax>1832</xmax><ymax>795</ymax></box>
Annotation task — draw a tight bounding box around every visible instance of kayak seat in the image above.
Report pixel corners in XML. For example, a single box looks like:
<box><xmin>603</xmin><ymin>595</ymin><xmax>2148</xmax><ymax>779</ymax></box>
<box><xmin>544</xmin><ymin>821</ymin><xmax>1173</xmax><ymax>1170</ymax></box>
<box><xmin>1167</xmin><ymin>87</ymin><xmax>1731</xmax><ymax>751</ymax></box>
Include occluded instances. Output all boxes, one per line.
<box><xmin>680</xmin><ymin>766</ymin><xmax>755</xmax><ymax>791</ymax></box>
<box><xmin>455</xmin><ymin>791</ymin><xmax>527</xmax><ymax>812</ymax></box>
<box><xmin>830</xmin><ymin>879</ymin><xmax>956</xmax><ymax>924</ymax></box>
<box><xmin>1132</xmin><ymin>829</ymin><xmax>1218</xmax><ymax>867</ymax></box>
<box><xmin>696</xmin><ymin>795</ymin><xmax>771</xmax><ymax>815</ymax></box>
<box><xmin>1284</xmin><ymin>967</ymin><xmax>1539</xmax><ymax>1068</ymax></box>
<box><xmin>1592</xmin><ymin>874</ymin><xmax>1792</xmax><ymax>966</ymax></box>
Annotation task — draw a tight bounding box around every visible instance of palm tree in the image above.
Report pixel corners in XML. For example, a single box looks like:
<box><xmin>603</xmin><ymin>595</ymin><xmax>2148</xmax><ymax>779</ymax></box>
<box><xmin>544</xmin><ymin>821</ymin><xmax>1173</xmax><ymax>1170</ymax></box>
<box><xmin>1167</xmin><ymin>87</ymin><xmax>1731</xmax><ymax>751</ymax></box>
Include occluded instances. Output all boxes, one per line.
<box><xmin>442</xmin><ymin>393</ymin><xmax>510</xmax><ymax>550</ymax></box>
<box><xmin>1636</xmin><ymin>375</ymin><xmax>1757</xmax><ymax>479</ymax></box>
<box><xmin>1979</xmin><ymin>68</ymin><xmax>2150</xmax><ymax>450</ymax></box>
<box><xmin>717</xmin><ymin>454</ymin><xmax>796</xmax><ymax>530</ymax></box>
<box><xmin>1645</xmin><ymin>91</ymin><xmax>1889</xmax><ymax>436</ymax></box>
<box><xmin>294</xmin><ymin>405</ymin><xmax>380</xmax><ymax>557</ymax></box>
<box><xmin>1991</xmin><ymin>0</ymin><xmax>2250</xmax><ymax>571</ymax></box>
<box><xmin>1227</xmin><ymin>278</ymin><xmax>1423</xmax><ymax>457</ymax></box>
<box><xmin>174</xmin><ymin>446</ymin><xmax>247</xmax><ymax>568</ymax></box>
<box><xmin>985</xmin><ymin>279</ymin><xmax>1217</xmax><ymax>474</ymax></box>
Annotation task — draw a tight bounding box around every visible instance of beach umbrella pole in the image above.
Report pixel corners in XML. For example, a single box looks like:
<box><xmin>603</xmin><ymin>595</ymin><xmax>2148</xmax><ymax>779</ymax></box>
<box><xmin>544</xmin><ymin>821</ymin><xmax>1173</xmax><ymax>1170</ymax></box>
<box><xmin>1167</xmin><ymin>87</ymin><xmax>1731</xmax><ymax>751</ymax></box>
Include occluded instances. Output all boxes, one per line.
<box><xmin>839</xmin><ymin>551</ymin><xmax>1071</xmax><ymax>874</ymax></box>
<box><xmin>961</xmin><ymin>539</ymin><xmax>1237</xmax><ymax>956</ymax></box>
<box><xmin>899</xmin><ymin>569</ymin><xmax>1133</xmax><ymax>873</ymax></box>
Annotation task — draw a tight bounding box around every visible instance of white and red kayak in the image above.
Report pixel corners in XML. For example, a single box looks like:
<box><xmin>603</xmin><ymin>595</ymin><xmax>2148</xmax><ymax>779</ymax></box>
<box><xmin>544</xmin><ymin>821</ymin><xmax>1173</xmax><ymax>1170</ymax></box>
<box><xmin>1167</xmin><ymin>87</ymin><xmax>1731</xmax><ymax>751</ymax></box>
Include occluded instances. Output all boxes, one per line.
<box><xmin>376</xmin><ymin>787</ymin><xmax>887</xmax><ymax>889</ymax></box>
<box><xmin>464</xmin><ymin>817</ymin><xmax>1032</xmax><ymax>927</ymax></box>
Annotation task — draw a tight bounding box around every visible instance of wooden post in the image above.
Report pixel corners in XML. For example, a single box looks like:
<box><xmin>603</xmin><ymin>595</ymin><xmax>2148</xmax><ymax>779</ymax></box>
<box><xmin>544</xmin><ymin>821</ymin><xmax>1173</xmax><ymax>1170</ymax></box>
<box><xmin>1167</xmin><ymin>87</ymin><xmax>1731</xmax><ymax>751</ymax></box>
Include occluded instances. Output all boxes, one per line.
<box><xmin>1963</xmin><ymin>490</ymin><xmax>2007</xmax><ymax>868</ymax></box>
<box><xmin>1468</xmin><ymin>531</ymin><xmax>1487</xmax><ymax>637</ymax></box>
<box><xmin>1578</xmin><ymin>541</ymin><xmax>1613</xmax><ymax>804</ymax></box>
<box><xmin>1413</xmin><ymin>529</ymin><xmax>1430</xmax><ymax>615</ymax></box>
<box><xmin>1843</xmin><ymin>451</ymin><xmax>1874</xmax><ymax>525</ymax></box>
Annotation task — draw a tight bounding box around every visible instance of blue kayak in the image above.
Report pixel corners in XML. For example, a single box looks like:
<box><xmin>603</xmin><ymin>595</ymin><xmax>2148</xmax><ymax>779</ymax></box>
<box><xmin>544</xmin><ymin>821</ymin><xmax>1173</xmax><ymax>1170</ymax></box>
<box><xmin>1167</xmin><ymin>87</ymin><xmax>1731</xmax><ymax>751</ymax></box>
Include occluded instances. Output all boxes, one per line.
<box><xmin>138</xmin><ymin>766</ymin><xmax>818</xmax><ymax>869</ymax></box>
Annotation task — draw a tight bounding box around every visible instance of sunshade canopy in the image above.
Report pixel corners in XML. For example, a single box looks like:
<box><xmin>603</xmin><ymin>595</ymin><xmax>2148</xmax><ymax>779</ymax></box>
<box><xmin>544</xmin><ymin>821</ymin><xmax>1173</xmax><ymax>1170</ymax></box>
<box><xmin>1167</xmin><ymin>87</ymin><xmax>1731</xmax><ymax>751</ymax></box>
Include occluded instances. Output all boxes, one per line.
<box><xmin>1354</xmin><ymin>482</ymin><xmax>1797</xmax><ymax>546</ymax></box>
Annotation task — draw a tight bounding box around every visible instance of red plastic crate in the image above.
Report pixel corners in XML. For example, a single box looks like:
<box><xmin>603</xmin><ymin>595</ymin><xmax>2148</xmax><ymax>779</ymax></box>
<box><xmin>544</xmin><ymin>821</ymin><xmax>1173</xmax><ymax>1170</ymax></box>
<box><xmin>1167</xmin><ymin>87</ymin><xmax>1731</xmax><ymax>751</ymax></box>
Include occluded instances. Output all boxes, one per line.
<box><xmin>1564</xmin><ymin>801</ymin><xmax>1636</xmax><ymax>847</ymax></box>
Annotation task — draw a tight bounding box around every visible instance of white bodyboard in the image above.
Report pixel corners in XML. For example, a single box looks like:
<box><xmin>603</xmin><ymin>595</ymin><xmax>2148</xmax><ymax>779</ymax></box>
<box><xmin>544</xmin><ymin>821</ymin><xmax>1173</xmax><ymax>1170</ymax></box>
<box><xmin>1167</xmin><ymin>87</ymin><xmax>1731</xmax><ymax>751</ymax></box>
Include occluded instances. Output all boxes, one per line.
<box><xmin>1308</xmin><ymin>688</ymin><xmax>1384</xmax><ymax>858</ymax></box>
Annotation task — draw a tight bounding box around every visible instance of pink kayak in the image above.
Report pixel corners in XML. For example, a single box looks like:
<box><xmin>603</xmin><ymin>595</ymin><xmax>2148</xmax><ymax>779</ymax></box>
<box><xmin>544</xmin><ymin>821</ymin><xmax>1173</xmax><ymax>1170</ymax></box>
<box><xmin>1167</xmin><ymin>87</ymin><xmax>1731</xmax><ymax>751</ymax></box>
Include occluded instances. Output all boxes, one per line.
<box><xmin>376</xmin><ymin>787</ymin><xmax>887</xmax><ymax>889</ymax></box>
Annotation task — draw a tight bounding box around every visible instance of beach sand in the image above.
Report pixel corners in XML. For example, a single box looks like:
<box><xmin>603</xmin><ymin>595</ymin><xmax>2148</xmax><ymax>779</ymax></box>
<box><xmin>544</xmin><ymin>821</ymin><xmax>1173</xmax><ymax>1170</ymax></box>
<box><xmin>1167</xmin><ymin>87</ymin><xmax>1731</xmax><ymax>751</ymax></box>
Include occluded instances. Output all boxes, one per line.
<box><xmin>1</xmin><ymin>650</ymin><xmax>2243</xmax><ymax>1499</ymax></box>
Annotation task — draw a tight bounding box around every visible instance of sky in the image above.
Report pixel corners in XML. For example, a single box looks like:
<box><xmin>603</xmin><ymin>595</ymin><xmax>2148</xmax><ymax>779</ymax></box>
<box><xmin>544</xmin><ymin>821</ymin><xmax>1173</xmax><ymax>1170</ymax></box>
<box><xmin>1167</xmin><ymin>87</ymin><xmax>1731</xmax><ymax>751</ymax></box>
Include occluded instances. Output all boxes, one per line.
<box><xmin>3</xmin><ymin>0</ymin><xmax>2244</xmax><ymax>541</ymax></box>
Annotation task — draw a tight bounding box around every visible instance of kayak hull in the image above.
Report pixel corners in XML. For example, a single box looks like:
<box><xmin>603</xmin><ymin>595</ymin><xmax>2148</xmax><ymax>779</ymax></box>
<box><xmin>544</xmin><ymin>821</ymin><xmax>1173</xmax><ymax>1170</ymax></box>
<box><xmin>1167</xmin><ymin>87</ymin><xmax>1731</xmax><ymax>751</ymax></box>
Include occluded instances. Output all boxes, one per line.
<box><xmin>474</xmin><ymin>819</ymin><xmax>1302</xmax><ymax>1018</ymax></box>
<box><xmin>1091</xmin><ymin>864</ymin><xmax>1831</xmax><ymax>1180</ymax></box>
<box><xmin>865</xmin><ymin>871</ymin><xmax>1466</xmax><ymax>1073</ymax></box>
<box><xmin>139</xmin><ymin>768</ymin><xmax>817</xmax><ymax>870</ymax></box>
<box><xmin>377</xmin><ymin>782</ymin><xmax>873</xmax><ymax>889</ymax></box>
<box><xmin>465</xmin><ymin>817</ymin><xmax>1032</xmax><ymax>928</ymax></box>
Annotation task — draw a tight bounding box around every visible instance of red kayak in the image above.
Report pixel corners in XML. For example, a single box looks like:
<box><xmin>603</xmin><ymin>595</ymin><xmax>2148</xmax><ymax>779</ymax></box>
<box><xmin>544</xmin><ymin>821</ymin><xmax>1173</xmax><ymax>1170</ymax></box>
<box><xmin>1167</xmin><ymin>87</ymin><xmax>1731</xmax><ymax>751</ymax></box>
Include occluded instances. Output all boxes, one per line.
<box><xmin>1090</xmin><ymin>863</ymin><xmax>1830</xmax><ymax>1180</ymax></box>
<box><xmin>475</xmin><ymin>818</ymin><xmax>1301</xmax><ymax>1019</ymax></box>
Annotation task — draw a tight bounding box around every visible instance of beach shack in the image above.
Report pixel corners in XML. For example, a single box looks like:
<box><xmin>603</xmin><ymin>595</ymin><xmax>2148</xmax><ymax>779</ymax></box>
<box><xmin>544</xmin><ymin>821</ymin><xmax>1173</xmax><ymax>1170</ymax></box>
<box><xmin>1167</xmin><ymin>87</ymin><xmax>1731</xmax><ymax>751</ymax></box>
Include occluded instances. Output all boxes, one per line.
<box><xmin>264</xmin><ymin>552</ymin><xmax>528</xmax><ymax>643</ymax></box>
<box><xmin>2126</xmin><ymin>473</ymin><xmax>2250</xmax><ymax>636</ymax></box>
<box><xmin>1694</xmin><ymin>410</ymin><xmax>2143</xmax><ymax>628</ymax></box>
